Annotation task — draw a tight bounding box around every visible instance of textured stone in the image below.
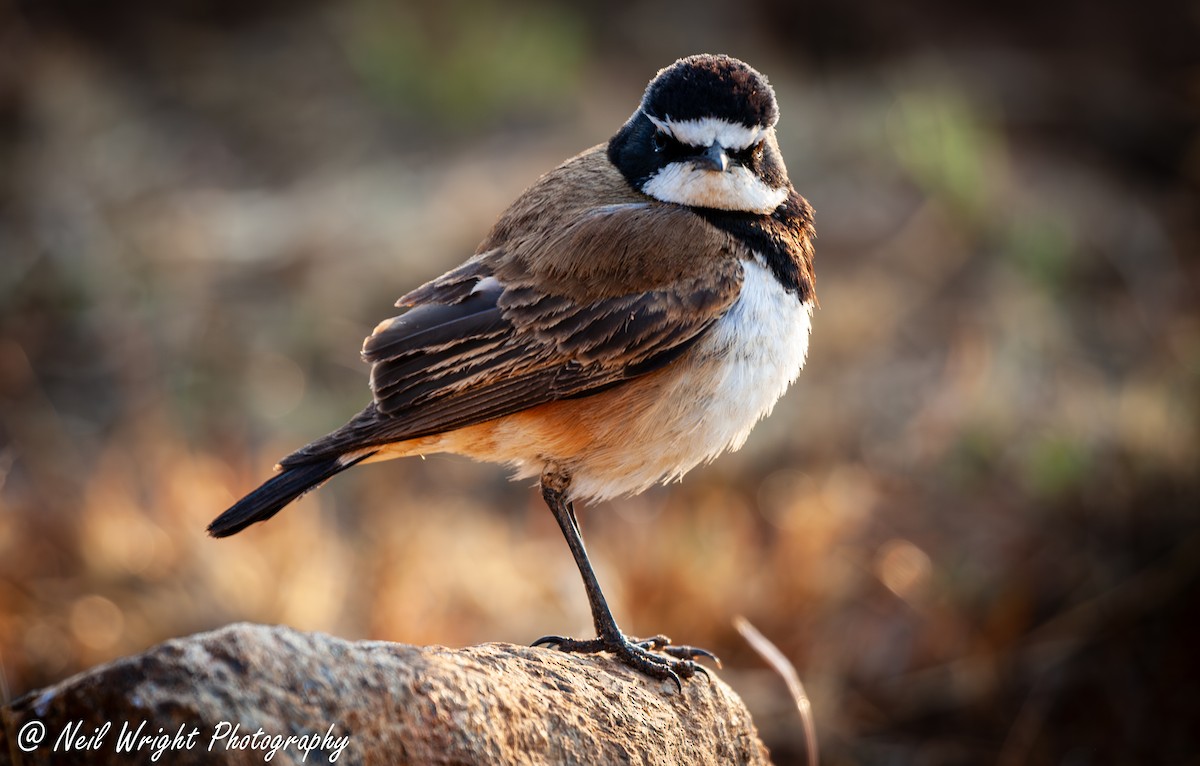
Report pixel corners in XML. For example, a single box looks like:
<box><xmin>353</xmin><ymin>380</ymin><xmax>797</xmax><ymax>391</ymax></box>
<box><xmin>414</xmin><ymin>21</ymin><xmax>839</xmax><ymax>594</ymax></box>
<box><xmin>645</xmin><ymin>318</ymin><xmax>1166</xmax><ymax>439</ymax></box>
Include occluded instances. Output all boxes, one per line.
<box><xmin>1</xmin><ymin>623</ymin><xmax>771</xmax><ymax>765</ymax></box>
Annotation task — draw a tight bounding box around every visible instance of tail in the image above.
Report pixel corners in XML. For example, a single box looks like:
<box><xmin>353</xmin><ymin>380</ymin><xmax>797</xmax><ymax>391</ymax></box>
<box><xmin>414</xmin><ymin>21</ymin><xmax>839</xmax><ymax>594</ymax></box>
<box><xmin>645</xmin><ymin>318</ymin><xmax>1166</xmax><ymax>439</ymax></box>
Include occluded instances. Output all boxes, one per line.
<box><xmin>207</xmin><ymin>452</ymin><xmax>373</xmax><ymax>538</ymax></box>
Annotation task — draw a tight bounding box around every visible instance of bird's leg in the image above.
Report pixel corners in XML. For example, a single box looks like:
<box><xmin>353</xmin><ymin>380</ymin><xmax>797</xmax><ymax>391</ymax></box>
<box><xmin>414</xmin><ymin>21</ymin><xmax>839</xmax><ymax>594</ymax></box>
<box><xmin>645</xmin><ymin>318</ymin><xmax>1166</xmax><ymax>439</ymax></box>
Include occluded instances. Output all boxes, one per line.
<box><xmin>531</xmin><ymin>466</ymin><xmax>718</xmax><ymax>690</ymax></box>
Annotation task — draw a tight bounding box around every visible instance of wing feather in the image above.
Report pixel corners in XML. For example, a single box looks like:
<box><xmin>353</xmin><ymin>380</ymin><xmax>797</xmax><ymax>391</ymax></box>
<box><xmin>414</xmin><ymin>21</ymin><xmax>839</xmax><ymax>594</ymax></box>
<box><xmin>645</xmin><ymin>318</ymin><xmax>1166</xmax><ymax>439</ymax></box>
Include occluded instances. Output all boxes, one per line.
<box><xmin>280</xmin><ymin>202</ymin><xmax>743</xmax><ymax>465</ymax></box>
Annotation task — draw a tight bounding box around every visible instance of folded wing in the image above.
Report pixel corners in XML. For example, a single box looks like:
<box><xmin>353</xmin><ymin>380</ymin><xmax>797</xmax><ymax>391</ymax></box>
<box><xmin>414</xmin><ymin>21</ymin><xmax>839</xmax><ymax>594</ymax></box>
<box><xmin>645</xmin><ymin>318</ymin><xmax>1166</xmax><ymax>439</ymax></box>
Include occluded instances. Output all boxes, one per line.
<box><xmin>281</xmin><ymin>203</ymin><xmax>742</xmax><ymax>465</ymax></box>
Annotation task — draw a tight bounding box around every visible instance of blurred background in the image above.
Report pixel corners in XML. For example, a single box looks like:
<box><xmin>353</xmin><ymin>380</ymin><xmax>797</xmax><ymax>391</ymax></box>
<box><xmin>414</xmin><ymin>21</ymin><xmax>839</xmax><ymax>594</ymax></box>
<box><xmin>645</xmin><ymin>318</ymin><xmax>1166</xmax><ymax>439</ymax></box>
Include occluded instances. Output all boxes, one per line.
<box><xmin>1</xmin><ymin>0</ymin><xmax>1197</xmax><ymax>763</ymax></box>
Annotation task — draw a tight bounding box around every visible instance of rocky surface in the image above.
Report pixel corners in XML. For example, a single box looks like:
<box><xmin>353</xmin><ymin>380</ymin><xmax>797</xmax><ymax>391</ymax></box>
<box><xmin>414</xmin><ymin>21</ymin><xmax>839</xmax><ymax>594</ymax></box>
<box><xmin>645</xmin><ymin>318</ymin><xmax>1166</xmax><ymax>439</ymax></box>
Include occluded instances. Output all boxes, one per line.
<box><xmin>0</xmin><ymin>623</ymin><xmax>770</xmax><ymax>765</ymax></box>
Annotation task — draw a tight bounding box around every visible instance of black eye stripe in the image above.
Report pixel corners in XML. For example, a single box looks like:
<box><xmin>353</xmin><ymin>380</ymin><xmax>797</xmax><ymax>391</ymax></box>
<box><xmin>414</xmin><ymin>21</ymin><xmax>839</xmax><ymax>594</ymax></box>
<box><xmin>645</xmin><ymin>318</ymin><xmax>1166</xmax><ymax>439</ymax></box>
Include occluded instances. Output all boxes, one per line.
<box><xmin>608</xmin><ymin>111</ymin><xmax>782</xmax><ymax>192</ymax></box>
<box><xmin>654</xmin><ymin>133</ymin><xmax>703</xmax><ymax>161</ymax></box>
<box><xmin>728</xmin><ymin>141</ymin><xmax>764</xmax><ymax>165</ymax></box>
<box><xmin>656</xmin><ymin>134</ymin><xmax>763</xmax><ymax>164</ymax></box>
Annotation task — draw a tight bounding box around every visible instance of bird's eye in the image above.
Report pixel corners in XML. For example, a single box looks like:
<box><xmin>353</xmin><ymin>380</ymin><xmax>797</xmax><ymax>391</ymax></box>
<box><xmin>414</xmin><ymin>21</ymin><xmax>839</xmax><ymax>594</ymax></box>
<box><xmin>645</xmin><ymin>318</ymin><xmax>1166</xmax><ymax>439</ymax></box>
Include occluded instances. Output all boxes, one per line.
<box><xmin>652</xmin><ymin>131</ymin><xmax>670</xmax><ymax>152</ymax></box>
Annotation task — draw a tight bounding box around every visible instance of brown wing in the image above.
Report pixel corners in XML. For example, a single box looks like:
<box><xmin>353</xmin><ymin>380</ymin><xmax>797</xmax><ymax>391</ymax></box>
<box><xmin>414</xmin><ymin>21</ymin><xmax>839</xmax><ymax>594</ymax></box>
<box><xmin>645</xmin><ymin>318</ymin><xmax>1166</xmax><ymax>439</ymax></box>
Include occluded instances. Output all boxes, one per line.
<box><xmin>280</xmin><ymin>202</ymin><xmax>743</xmax><ymax>465</ymax></box>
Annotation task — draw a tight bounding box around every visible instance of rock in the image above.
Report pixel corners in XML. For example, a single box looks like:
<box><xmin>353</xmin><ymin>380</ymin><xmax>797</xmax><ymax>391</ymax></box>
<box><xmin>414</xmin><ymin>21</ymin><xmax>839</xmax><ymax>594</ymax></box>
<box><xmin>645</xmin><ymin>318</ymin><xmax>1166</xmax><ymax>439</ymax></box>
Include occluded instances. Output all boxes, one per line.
<box><xmin>0</xmin><ymin>623</ymin><xmax>771</xmax><ymax>765</ymax></box>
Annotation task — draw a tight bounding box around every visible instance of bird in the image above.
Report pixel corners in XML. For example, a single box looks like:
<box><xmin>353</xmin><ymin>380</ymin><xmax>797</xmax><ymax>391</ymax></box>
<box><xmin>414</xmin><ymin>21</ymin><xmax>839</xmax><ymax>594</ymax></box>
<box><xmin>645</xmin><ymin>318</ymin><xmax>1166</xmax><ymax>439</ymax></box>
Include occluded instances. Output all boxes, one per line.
<box><xmin>209</xmin><ymin>53</ymin><xmax>816</xmax><ymax>689</ymax></box>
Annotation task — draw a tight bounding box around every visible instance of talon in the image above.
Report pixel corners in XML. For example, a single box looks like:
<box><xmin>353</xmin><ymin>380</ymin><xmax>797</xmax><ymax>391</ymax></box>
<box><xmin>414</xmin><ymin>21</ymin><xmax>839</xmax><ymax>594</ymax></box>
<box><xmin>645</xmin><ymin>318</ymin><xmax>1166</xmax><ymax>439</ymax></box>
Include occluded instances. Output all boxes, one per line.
<box><xmin>534</xmin><ymin>635</ymin><xmax>607</xmax><ymax>654</ymax></box>
<box><xmin>661</xmin><ymin>644</ymin><xmax>723</xmax><ymax>668</ymax></box>
<box><xmin>664</xmin><ymin>668</ymin><xmax>684</xmax><ymax>693</ymax></box>
<box><xmin>535</xmin><ymin>629</ymin><xmax>714</xmax><ymax>690</ymax></box>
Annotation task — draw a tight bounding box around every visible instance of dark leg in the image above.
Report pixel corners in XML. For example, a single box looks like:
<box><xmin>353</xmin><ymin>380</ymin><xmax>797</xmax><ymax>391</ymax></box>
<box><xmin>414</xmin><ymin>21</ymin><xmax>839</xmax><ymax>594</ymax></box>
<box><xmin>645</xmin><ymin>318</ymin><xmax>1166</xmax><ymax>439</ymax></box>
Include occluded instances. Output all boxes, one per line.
<box><xmin>531</xmin><ymin>466</ymin><xmax>719</xmax><ymax>691</ymax></box>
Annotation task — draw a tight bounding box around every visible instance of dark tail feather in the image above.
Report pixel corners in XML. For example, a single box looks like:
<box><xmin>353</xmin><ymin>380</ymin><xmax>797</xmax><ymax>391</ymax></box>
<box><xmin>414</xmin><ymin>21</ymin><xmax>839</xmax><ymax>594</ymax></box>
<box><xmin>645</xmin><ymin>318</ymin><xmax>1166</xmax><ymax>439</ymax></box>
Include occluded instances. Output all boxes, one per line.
<box><xmin>207</xmin><ymin>453</ymin><xmax>373</xmax><ymax>538</ymax></box>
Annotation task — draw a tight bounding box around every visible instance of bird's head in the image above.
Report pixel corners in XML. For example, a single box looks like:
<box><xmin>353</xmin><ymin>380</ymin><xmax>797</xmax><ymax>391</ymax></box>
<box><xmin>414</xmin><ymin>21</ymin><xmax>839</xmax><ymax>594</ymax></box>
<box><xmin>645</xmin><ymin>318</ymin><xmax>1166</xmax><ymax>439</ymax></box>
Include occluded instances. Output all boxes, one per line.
<box><xmin>608</xmin><ymin>54</ymin><xmax>790</xmax><ymax>214</ymax></box>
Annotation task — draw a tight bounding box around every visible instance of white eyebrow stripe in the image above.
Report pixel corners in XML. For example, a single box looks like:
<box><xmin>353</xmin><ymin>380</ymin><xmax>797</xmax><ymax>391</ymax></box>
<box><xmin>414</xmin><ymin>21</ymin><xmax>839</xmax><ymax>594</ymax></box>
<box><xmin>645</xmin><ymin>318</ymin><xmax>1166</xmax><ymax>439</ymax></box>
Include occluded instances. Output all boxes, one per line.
<box><xmin>646</xmin><ymin>115</ymin><xmax>767</xmax><ymax>150</ymax></box>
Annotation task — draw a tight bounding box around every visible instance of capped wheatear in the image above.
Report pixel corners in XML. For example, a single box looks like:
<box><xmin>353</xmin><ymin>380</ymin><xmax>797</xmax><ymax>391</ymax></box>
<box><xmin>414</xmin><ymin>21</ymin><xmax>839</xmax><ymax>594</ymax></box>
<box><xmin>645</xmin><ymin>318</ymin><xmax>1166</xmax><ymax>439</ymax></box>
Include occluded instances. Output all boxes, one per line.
<box><xmin>210</xmin><ymin>53</ymin><xmax>816</xmax><ymax>688</ymax></box>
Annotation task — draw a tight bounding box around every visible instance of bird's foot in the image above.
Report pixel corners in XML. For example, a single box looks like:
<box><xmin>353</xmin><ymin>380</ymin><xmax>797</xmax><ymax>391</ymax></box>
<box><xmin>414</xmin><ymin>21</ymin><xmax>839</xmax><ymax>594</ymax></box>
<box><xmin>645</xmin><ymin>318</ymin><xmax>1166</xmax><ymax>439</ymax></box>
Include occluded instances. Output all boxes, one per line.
<box><xmin>532</xmin><ymin>632</ymin><xmax>721</xmax><ymax>692</ymax></box>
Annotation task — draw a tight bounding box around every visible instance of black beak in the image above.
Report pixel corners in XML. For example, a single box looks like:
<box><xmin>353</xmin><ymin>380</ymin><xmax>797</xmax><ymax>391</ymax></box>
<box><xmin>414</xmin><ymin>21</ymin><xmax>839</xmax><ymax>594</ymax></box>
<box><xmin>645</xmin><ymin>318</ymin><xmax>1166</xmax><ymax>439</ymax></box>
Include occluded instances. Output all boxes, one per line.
<box><xmin>693</xmin><ymin>143</ymin><xmax>729</xmax><ymax>173</ymax></box>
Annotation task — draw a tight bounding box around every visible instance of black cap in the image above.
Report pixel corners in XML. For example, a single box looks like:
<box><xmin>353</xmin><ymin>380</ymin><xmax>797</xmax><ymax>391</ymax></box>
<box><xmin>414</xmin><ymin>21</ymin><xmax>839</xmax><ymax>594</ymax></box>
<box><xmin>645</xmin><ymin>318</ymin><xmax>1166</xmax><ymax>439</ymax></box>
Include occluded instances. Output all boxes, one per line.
<box><xmin>641</xmin><ymin>54</ymin><xmax>779</xmax><ymax>129</ymax></box>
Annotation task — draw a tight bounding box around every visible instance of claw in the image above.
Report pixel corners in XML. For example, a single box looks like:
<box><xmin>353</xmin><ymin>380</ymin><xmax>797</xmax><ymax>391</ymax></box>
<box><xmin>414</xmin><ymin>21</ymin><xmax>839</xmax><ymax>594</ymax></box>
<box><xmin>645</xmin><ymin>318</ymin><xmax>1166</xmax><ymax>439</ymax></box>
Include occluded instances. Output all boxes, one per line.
<box><xmin>532</xmin><ymin>635</ymin><xmax>606</xmax><ymax>654</ymax></box>
<box><xmin>664</xmin><ymin>668</ymin><xmax>684</xmax><ymax>694</ymax></box>
<box><xmin>661</xmin><ymin>644</ymin><xmax>723</xmax><ymax>668</ymax></box>
<box><xmin>533</xmin><ymin>630</ymin><xmax>715</xmax><ymax>691</ymax></box>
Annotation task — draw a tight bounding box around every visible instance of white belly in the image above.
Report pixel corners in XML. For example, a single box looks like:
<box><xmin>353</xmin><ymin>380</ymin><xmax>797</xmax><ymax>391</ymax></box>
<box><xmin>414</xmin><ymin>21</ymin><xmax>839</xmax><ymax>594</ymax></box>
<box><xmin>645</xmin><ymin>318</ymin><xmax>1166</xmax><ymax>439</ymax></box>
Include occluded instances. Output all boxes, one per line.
<box><xmin>567</xmin><ymin>257</ymin><xmax>814</xmax><ymax>501</ymax></box>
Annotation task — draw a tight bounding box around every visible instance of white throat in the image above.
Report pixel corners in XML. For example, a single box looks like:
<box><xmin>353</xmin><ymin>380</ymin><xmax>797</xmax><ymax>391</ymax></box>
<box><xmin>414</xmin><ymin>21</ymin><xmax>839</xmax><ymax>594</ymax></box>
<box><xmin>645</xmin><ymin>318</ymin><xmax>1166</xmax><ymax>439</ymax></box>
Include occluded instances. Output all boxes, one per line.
<box><xmin>642</xmin><ymin>162</ymin><xmax>787</xmax><ymax>213</ymax></box>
